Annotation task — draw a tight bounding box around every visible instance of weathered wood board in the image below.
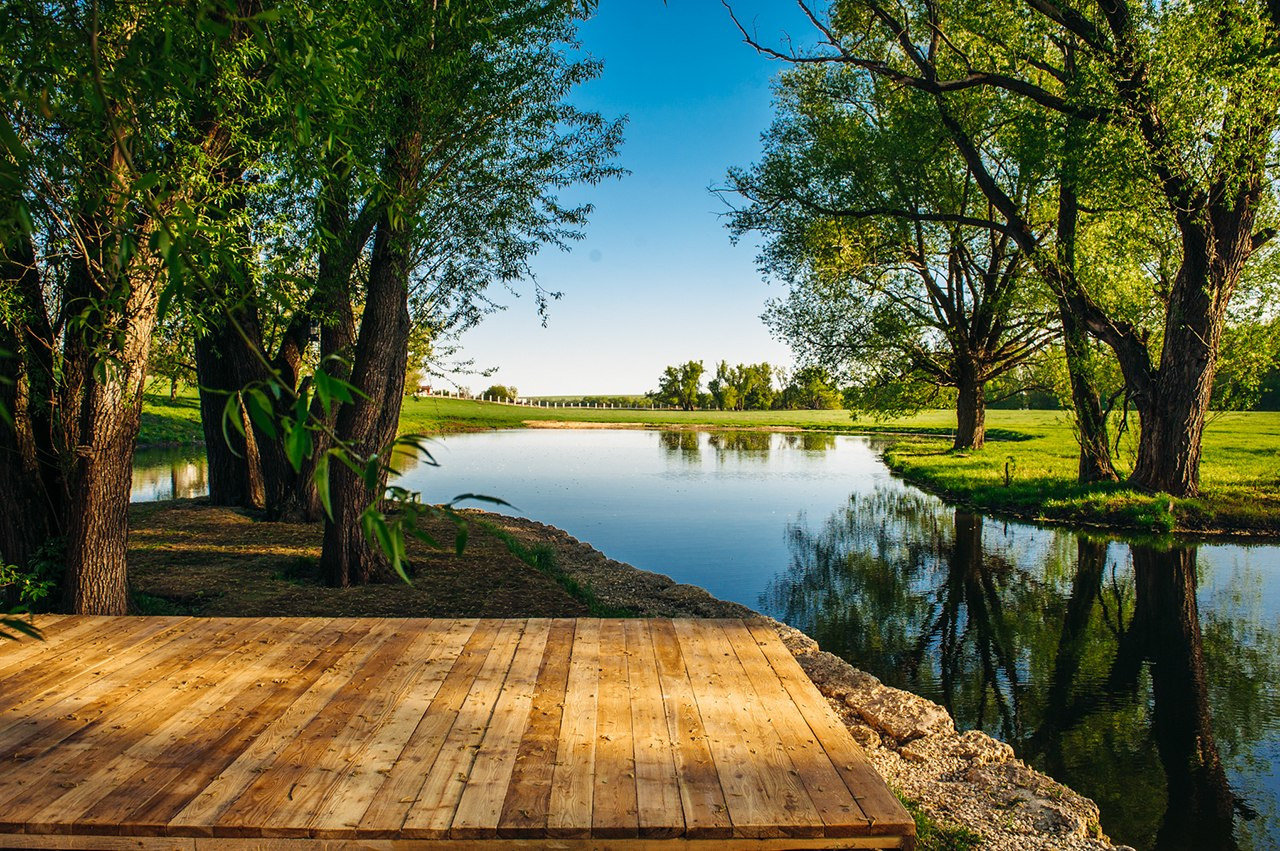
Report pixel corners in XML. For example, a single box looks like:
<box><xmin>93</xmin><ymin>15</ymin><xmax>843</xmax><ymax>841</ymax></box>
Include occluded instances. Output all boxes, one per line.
<box><xmin>0</xmin><ymin>617</ymin><xmax>915</xmax><ymax>849</ymax></box>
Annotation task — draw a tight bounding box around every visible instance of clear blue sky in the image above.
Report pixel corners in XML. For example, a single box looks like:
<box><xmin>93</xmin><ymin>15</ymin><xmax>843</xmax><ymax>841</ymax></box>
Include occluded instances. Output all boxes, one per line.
<box><xmin>453</xmin><ymin>1</ymin><xmax>814</xmax><ymax>396</ymax></box>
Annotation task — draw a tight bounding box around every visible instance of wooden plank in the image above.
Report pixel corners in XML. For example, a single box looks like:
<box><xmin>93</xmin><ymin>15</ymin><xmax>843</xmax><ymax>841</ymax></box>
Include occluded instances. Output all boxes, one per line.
<box><xmin>0</xmin><ymin>615</ymin><xmax>103</xmax><ymax>672</ymax></box>
<box><xmin>719</xmin><ymin>620</ymin><xmax>868</xmax><ymax>836</ymax></box>
<box><xmin>591</xmin><ymin>618</ymin><xmax>639</xmax><ymax>839</ymax></box>
<box><xmin>743</xmin><ymin>620</ymin><xmax>913</xmax><ymax>838</ymax></box>
<box><xmin>623</xmin><ymin>619</ymin><xmax>684</xmax><ymax>839</ymax></box>
<box><xmin>546</xmin><ymin>618</ymin><xmax>599</xmax><ymax>839</ymax></box>
<box><xmin>0</xmin><ymin>617</ymin><xmax>913</xmax><ymax>847</ymax></box>
<box><xmin>0</xmin><ymin>619</ymin><xmax>240</xmax><ymax>830</ymax></box>
<box><xmin>0</xmin><ymin>833</ymin><xmax>910</xmax><ymax>849</ymax></box>
<box><xmin>649</xmin><ymin>619</ymin><xmax>733</xmax><ymax>840</ymax></box>
<box><xmin>87</xmin><ymin>618</ymin><xmax>356</xmax><ymax>834</ymax></box>
<box><xmin>496</xmin><ymin>618</ymin><xmax>576</xmax><ymax>838</ymax></box>
<box><xmin>210</xmin><ymin>619</ymin><xmax>422</xmax><ymax>837</ymax></box>
<box><xmin>167</xmin><ymin>619</ymin><xmax>399</xmax><ymax>833</ymax></box>
<box><xmin>307</xmin><ymin>618</ymin><xmax>479</xmax><ymax>838</ymax></box>
<box><xmin>21</xmin><ymin>618</ymin><xmax>308</xmax><ymax>835</ymax></box>
<box><xmin>243</xmin><ymin>619</ymin><xmax>448</xmax><ymax>837</ymax></box>
<box><xmin>0</xmin><ymin>617</ymin><xmax>192</xmax><ymax>717</ymax></box>
<box><xmin>399</xmin><ymin>619</ymin><xmax>528</xmax><ymax>839</ymax></box>
<box><xmin>355</xmin><ymin>620</ymin><xmax>499</xmax><ymax>837</ymax></box>
<box><xmin>672</xmin><ymin>619</ymin><xmax>822</xmax><ymax>839</ymax></box>
<box><xmin>449</xmin><ymin>619</ymin><xmax>552</xmax><ymax>839</ymax></box>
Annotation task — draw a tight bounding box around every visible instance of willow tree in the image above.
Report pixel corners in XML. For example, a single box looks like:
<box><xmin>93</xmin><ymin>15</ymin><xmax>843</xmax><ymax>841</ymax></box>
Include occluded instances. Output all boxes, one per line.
<box><xmin>0</xmin><ymin>0</ymin><xmax>277</xmax><ymax>613</ymax></box>
<box><xmin>313</xmin><ymin>0</ymin><xmax>622</xmax><ymax>586</ymax></box>
<box><xmin>735</xmin><ymin>0</ymin><xmax>1280</xmax><ymax>496</ymax></box>
<box><xmin>728</xmin><ymin>67</ymin><xmax>1054</xmax><ymax>450</ymax></box>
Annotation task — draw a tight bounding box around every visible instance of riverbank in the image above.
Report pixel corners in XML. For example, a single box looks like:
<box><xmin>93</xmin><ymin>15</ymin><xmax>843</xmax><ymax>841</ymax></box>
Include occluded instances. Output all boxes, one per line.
<box><xmin>124</xmin><ymin>499</ymin><xmax>1122</xmax><ymax>850</ymax></box>
<box><xmin>138</xmin><ymin>393</ymin><xmax>1280</xmax><ymax>535</ymax></box>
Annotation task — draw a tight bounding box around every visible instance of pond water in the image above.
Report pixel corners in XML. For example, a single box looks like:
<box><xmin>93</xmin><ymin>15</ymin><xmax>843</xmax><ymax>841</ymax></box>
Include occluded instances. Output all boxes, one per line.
<box><xmin>132</xmin><ymin>429</ymin><xmax>1280</xmax><ymax>850</ymax></box>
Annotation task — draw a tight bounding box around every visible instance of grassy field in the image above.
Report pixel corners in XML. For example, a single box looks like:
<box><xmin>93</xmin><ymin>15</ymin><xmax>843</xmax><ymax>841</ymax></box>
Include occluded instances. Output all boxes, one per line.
<box><xmin>140</xmin><ymin>393</ymin><xmax>1280</xmax><ymax>535</ymax></box>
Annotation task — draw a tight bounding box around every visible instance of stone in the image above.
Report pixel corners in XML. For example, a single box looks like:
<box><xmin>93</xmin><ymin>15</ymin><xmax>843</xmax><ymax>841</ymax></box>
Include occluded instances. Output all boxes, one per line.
<box><xmin>948</xmin><ymin>729</ymin><xmax>1015</xmax><ymax>766</ymax></box>
<box><xmin>846</xmin><ymin>683</ymin><xmax>956</xmax><ymax>742</ymax></box>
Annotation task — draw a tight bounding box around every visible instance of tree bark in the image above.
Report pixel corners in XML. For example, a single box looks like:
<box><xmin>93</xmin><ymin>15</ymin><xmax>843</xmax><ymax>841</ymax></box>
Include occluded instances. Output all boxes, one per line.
<box><xmin>321</xmin><ymin>210</ymin><xmax>414</xmax><ymax>586</ymax></box>
<box><xmin>1126</xmin><ymin>229</ymin><xmax>1225</xmax><ymax>496</ymax></box>
<box><xmin>0</xmin><ymin>232</ymin><xmax>62</xmax><ymax>569</ymax></box>
<box><xmin>1060</xmin><ymin>303</ymin><xmax>1119</xmax><ymax>484</ymax></box>
<box><xmin>953</xmin><ymin>363</ymin><xmax>986</xmax><ymax>450</ymax></box>
<box><xmin>195</xmin><ymin>325</ymin><xmax>262</xmax><ymax>508</ymax></box>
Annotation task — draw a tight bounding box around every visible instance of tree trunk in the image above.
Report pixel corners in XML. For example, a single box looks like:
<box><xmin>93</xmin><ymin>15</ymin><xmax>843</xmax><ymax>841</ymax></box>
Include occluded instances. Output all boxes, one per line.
<box><xmin>953</xmin><ymin>364</ymin><xmax>985</xmax><ymax>450</ymax></box>
<box><xmin>1126</xmin><ymin>226</ymin><xmax>1230</xmax><ymax>497</ymax></box>
<box><xmin>61</xmin><ymin>257</ymin><xmax>160</xmax><ymax>614</ymax></box>
<box><xmin>295</xmin><ymin>284</ymin><xmax>358</xmax><ymax>521</ymax></box>
<box><xmin>195</xmin><ymin>327</ymin><xmax>262</xmax><ymax>508</ymax></box>
<box><xmin>321</xmin><ymin>212</ymin><xmax>413</xmax><ymax>586</ymax></box>
<box><xmin>62</xmin><ymin>383</ymin><xmax>146</xmax><ymax>614</ymax></box>
<box><xmin>1059</xmin><ymin>302</ymin><xmax>1119</xmax><ymax>484</ymax></box>
<box><xmin>1055</xmin><ymin>106</ymin><xmax>1119</xmax><ymax>486</ymax></box>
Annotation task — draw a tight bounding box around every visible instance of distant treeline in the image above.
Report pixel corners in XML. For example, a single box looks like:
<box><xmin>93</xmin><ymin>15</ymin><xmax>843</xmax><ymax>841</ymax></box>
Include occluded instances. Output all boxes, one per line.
<box><xmin>650</xmin><ymin>362</ymin><xmax>843</xmax><ymax>411</ymax></box>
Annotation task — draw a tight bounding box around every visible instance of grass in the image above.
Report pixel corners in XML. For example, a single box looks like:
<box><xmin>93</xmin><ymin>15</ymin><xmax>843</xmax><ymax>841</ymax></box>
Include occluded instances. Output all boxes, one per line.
<box><xmin>139</xmin><ymin>393</ymin><xmax>1280</xmax><ymax>536</ymax></box>
<box><xmin>883</xmin><ymin>410</ymin><xmax>1280</xmax><ymax>536</ymax></box>
<box><xmin>897</xmin><ymin>795</ymin><xmax>983</xmax><ymax>851</ymax></box>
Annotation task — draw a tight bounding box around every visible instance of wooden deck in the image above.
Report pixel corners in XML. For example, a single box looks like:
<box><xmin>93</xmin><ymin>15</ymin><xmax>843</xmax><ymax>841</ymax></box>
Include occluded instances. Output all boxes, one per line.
<box><xmin>0</xmin><ymin>617</ymin><xmax>914</xmax><ymax>849</ymax></box>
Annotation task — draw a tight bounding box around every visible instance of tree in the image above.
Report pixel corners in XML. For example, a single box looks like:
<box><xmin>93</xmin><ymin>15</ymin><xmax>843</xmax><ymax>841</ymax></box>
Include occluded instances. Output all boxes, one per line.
<box><xmin>0</xmin><ymin>0</ymin><xmax>279</xmax><ymax>612</ymax></box>
<box><xmin>483</xmin><ymin>384</ymin><xmax>518</xmax><ymax>402</ymax></box>
<box><xmin>318</xmin><ymin>1</ymin><xmax>622</xmax><ymax>586</ymax></box>
<box><xmin>776</xmin><ymin>365</ymin><xmax>842</xmax><ymax>410</ymax></box>
<box><xmin>729</xmin><ymin>64</ymin><xmax>1054</xmax><ymax>449</ymax></box>
<box><xmin>655</xmin><ymin>361</ymin><xmax>705</xmax><ymax>410</ymax></box>
<box><xmin>733</xmin><ymin>0</ymin><xmax>1280</xmax><ymax>494</ymax></box>
<box><xmin>708</xmin><ymin>360</ymin><xmax>776</xmax><ymax>410</ymax></box>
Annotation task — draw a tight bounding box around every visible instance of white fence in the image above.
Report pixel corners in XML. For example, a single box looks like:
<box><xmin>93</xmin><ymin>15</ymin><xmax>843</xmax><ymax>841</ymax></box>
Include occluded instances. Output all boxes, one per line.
<box><xmin>415</xmin><ymin>390</ymin><xmax>679</xmax><ymax>410</ymax></box>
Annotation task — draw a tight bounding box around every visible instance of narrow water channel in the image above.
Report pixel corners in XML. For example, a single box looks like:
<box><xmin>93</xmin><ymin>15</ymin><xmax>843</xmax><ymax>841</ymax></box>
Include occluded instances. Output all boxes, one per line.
<box><xmin>132</xmin><ymin>429</ymin><xmax>1280</xmax><ymax>850</ymax></box>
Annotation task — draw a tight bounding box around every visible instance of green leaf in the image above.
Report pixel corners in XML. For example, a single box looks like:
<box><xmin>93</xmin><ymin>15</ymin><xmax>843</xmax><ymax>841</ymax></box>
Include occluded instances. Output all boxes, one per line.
<box><xmin>284</xmin><ymin>421</ymin><xmax>312</xmax><ymax>472</ymax></box>
<box><xmin>447</xmin><ymin>493</ymin><xmax>514</xmax><ymax>509</ymax></box>
<box><xmin>243</xmin><ymin>388</ymin><xmax>278</xmax><ymax>439</ymax></box>
<box><xmin>454</xmin><ymin>523</ymin><xmax>468</xmax><ymax>555</ymax></box>
<box><xmin>220</xmin><ymin>393</ymin><xmax>246</xmax><ymax>457</ymax></box>
<box><xmin>314</xmin><ymin>453</ymin><xmax>333</xmax><ymax>520</ymax></box>
<box><xmin>362</xmin><ymin>456</ymin><xmax>381</xmax><ymax>490</ymax></box>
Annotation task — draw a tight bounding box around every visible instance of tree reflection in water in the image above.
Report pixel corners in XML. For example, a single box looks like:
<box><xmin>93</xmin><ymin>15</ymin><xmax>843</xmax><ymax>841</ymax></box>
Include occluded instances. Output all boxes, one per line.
<box><xmin>763</xmin><ymin>491</ymin><xmax>1274</xmax><ymax>850</ymax></box>
<box><xmin>658</xmin><ymin>430</ymin><xmax>836</xmax><ymax>464</ymax></box>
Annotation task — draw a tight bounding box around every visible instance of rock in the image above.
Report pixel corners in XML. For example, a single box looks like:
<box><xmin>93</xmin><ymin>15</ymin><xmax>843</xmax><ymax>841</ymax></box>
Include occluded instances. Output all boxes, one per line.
<box><xmin>948</xmin><ymin>729</ymin><xmax>1015</xmax><ymax>766</ymax></box>
<box><xmin>766</xmin><ymin>618</ymin><xmax>819</xmax><ymax>656</ymax></box>
<box><xmin>846</xmin><ymin>683</ymin><xmax>956</xmax><ymax>743</ymax></box>
<box><xmin>898</xmin><ymin>738</ymin><xmax>932</xmax><ymax>763</ymax></box>
<box><xmin>964</xmin><ymin>762</ymin><xmax>1104</xmax><ymax>840</ymax></box>
<box><xmin>846</xmin><ymin>722</ymin><xmax>881</xmax><ymax>750</ymax></box>
<box><xmin>796</xmin><ymin>651</ymin><xmax>880</xmax><ymax>702</ymax></box>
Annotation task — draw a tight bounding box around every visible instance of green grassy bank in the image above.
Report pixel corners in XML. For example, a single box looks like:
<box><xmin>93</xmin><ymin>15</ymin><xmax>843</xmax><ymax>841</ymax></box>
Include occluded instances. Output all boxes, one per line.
<box><xmin>139</xmin><ymin>393</ymin><xmax>1280</xmax><ymax>536</ymax></box>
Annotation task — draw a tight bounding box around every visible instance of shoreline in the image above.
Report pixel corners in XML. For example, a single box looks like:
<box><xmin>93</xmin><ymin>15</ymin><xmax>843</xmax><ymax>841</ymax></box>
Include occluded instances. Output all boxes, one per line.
<box><xmin>512</xmin><ymin>420</ymin><xmax>1280</xmax><ymax>542</ymax></box>
<box><xmin>475</xmin><ymin>510</ymin><xmax>1126</xmax><ymax>851</ymax></box>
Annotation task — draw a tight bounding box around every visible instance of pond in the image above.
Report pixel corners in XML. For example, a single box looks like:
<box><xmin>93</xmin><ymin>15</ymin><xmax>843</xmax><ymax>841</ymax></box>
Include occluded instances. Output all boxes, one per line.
<box><xmin>133</xmin><ymin>429</ymin><xmax>1280</xmax><ymax>850</ymax></box>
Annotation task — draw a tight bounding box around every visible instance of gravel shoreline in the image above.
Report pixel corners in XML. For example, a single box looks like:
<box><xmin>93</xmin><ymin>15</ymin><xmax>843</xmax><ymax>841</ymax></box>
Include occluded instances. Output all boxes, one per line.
<box><xmin>477</xmin><ymin>511</ymin><xmax>1130</xmax><ymax>851</ymax></box>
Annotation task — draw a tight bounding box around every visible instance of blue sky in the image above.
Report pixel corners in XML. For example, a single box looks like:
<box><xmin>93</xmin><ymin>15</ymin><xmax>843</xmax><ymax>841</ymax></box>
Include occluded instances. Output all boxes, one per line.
<box><xmin>453</xmin><ymin>1</ymin><xmax>815</xmax><ymax>396</ymax></box>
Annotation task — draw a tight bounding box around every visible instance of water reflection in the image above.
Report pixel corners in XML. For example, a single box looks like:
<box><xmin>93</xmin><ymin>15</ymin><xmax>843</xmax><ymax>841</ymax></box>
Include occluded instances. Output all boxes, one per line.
<box><xmin>129</xmin><ymin>447</ymin><xmax>209</xmax><ymax>502</ymax></box>
<box><xmin>764</xmin><ymin>492</ymin><xmax>1275</xmax><ymax>850</ymax></box>
<box><xmin>658</xmin><ymin>429</ymin><xmax>836</xmax><ymax>464</ymax></box>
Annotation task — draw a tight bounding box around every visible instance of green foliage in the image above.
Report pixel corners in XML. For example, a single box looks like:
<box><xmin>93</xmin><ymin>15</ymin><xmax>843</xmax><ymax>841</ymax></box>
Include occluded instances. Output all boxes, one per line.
<box><xmin>708</xmin><ymin>360</ymin><xmax>776</xmax><ymax>411</ymax></box>
<box><xmin>653</xmin><ymin>360</ymin><xmax>706</xmax><ymax>411</ymax></box>
<box><xmin>776</xmin><ymin>365</ymin><xmax>843</xmax><ymax>410</ymax></box>
<box><xmin>482</xmin><ymin>384</ymin><xmax>519</xmax><ymax>402</ymax></box>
